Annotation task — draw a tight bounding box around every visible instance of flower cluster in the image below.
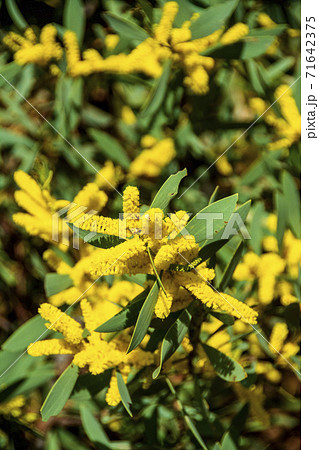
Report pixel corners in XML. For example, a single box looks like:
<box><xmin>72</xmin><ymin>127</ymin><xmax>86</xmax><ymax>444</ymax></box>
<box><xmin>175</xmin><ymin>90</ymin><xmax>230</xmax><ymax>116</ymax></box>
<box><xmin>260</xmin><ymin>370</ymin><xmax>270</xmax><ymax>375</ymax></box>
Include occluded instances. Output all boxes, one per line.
<box><xmin>250</xmin><ymin>85</ymin><xmax>301</xmax><ymax>151</ymax></box>
<box><xmin>3</xmin><ymin>3</ymin><xmax>249</xmax><ymax>94</ymax></box>
<box><xmin>28</xmin><ymin>300</ymin><xmax>154</xmax><ymax>406</ymax></box>
<box><xmin>3</xmin><ymin>25</ymin><xmax>62</xmax><ymax>70</ymax></box>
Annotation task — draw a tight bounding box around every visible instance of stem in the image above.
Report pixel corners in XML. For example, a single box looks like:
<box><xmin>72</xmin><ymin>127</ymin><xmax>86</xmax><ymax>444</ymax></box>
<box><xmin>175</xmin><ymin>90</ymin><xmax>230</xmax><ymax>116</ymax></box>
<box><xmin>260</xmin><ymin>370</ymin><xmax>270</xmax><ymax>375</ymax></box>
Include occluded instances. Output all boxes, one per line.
<box><xmin>165</xmin><ymin>377</ymin><xmax>208</xmax><ymax>450</ymax></box>
<box><xmin>146</xmin><ymin>246</ymin><xmax>167</xmax><ymax>296</ymax></box>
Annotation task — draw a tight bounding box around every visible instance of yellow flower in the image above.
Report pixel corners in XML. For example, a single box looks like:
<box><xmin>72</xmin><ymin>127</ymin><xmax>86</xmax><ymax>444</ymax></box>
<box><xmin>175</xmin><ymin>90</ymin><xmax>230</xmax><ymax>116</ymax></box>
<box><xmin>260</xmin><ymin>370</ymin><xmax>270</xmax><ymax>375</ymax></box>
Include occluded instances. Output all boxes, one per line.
<box><xmin>215</xmin><ymin>155</ymin><xmax>233</xmax><ymax>176</ymax></box>
<box><xmin>73</xmin><ymin>182</ymin><xmax>108</xmax><ymax>213</ymax></box>
<box><xmin>250</xmin><ymin>86</ymin><xmax>301</xmax><ymax>151</ymax></box>
<box><xmin>105</xmin><ymin>34</ymin><xmax>119</xmax><ymax>50</ymax></box>
<box><xmin>121</xmin><ymin>106</ymin><xmax>136</xmax><ymax>125</ymax></box>
<box><xmin>4</xmin><ymin>25</ymin><xmax>62</xmax><ymax>66</ymax></box>
<box><xmin>257</xmin><ymin>13</ymin><xmax>276</xmax><ymax>29</ymax></box>
<box><xmin>39</xmin><ymin>303</ymin><xmax>83</xmax><ymax>344</ymax></box>
<box><xmin>269</xmin><ymin>322</ymin><xmax>289</xmax><ymax>354</ymax></box>
<box><xmin>234</xmin><ymin>384</ymin><xmax>270</xmax><ymax>427</ymax></box>
<box><xmin>95</xmin><ymin>161</ymin><xmax>123</xmax><ymax>190</ymax></box>
<box><xmin>220</xmin><ymin>23</ymin><xmax>249</xmax><ymax>45</ymax></box>
<box><xmin>130</xmin><ymin>138</ymin><xmax>176</xmax><ymax>178</ymax></box>
<box><xmin>106</xmin><ymin>371</ymin><xmax>122</xmax><ymax>406</ymax></box>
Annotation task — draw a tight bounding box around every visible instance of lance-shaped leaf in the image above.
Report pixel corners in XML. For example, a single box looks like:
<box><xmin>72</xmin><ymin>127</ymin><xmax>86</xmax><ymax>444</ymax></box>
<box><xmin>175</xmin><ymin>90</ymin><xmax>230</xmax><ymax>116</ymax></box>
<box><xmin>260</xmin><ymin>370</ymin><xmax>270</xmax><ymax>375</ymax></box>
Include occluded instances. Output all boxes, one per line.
<box><xmin>182</xmin><ymin>194</ymin><xmax>238</xmax><ymax>245</ymax></box>
<box><xmin>63</xmin><ymin>0</ymin><xmax>85</xmax><ymax>46</ymax></box>
<box><xmin>88</xmin><ymin>128</ymin><xmax>131</xmax><ymax>169</ymax></box>
<box><xmin>202</xmin><ymin>344</ymin><xmax>246</xmax><ymax>382</ymax></box>
<box><xmin>199</xmin><ymin>200</ymin><xmax>250</xmax><ymax>261</ymax></box>
<box><xmin>190</xmin><ymin>0</ymin><xmax>238</xmax><ymax>39</ymax></box>
<box><xmin>95</xmin><ymin>289</ymin><xmax>149</xmax><ymax>333</ymax></box>
<box><xmin>41</xmin><ymin>364</ymin><xmax>79</xmax><ymax>422</ymax></box>
<box><xmin>45</xmin><ymin>273</ymin><xmax>73</xmax><ymax>297</ymax></box>
<box><xmin>208</xmin><ymin>311</ymin><xmax>234</xmax><ymax>326</ymax></box>
<box><xmin>140</xmin><ymin>61</ymin><xmax>171</xmax><ymax>120</ymax></box>
<box><xmin>116</xmin><ymin>371</ymin><xmax>133</xmax><ymax>417</ymax></box>
<box><xmin>2</xmin><ymin>314</ymin><xmax>48</xmax><ymax>352</ymax></box>
<box><xmin>153</xmin><ymin>309</ymin><xmax>192</xmax><ymax>379</ymax></box>
<box><xmin>69</xmin><ymin>223</ymin><xmax>125</xmax><ymax>249</ymax></box>
<box><xmin>150</xmin><ymin>168</ymin><xmax>187</xmax><ymax>211</ymax></box>
<box><xmin>103</xmin><ymin>12</ymin><xmax>149</xmax><ymax>42</ymax></box>
<box><xmin>127</xmin><ymin>281</ymin><xmax>159</xmax><ymax>353</ymax></box>
<box><xmin>80</xmin><ymin>405</ymin><xmax>113</xmax><ymax>449</ymax></box>
<box><xmin>217</xmin><ymin>241</ymin><xmax>244</xmax><ymax>291</ymax></box>
<box><xmin>207</xmin><ymin>36</ymin><xmax>275</xmax><ymax>60</ymax></box>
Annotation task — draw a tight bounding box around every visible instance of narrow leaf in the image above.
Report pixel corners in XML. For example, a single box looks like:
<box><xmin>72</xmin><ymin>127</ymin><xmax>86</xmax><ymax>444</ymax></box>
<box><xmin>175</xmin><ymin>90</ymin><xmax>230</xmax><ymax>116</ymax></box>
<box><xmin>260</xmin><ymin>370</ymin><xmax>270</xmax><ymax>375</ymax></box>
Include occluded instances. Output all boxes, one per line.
<box><xmin>202</xmin><ymin>344</ymin><xmax>247</xmax><ymax>382</ymax></box>
<box><xmin>116</xmin><ymin>371</ymin><xmax>132</xmax><ymax>417</ymax></box>
<box><xmin>104</xmin><ymin>12</ymin><xmax>149</xmax><ymax>42</ymax></box>
<box><xmin>2</xmin><ymin>315</ymin><xmax>48</xmax><ymax>352</ymax></box>
<box><xmin>183</xmin><ymin>194</ymin><xmax>238</xmax><ymax>244</ymax></box>
<box><xmin>88</xmin><ymin>129</ymin><xmax>131</xmax><ymax>169</ymax></box>
<box><xmin>218</xmin><ymin>241</ymin><xmax>244</xmax><ymax>291</ymax></box>
<box><xmin>69</xmin><ymin>223</ymin><xmax>125</xmax><ymax>249</ymax></box>
<box><xmin>95</xmin><ymin>289</ymin><xmax>149</xmax><ymax>333</ymax></box>
<box><xmin>63</xmin><ymin>0</ymin><xmax>85</xmax><ymax>46</ymax></box>
<box><xmin>44</xmin><ymin>273</ymin><xmax>73</xmax><ymax>297</ymax></box>
<box><xmin>41</xmin><ymin>364</ymin><xmax>79</xmax><ymax>422</ymax></box>
<box><xmin>190</xmin><ymin>0</ymin><xmax>238</xmax><ymax>39</ymax></box>
<box><xmin>150</xmin><ymin>168</ymin><xmax>187</xmax><ymax>211</ymax></box>
<box><xmin>153</xmin><ymin>309</ymin><xmax>192</xmax><ymax>378</ymax></box>
<box><xmin>127</xmin><ymin>281</ymin><xmax>159</xmax><ymax>353</ymax></box>
<box><xmin>80</xmin><ymin>405</ymin><xmax>112</xmax><ymax>448</ymax></box>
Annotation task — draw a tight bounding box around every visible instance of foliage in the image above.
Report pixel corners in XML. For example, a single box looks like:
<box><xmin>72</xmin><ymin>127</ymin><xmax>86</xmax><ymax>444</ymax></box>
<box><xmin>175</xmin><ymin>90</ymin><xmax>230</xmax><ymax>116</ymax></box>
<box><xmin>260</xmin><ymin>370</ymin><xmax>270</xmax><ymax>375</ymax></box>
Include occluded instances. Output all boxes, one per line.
<box><xmin>0</xmin><ymin>0</ymin><xmax>300</xmax><ymax>449</ymax></box>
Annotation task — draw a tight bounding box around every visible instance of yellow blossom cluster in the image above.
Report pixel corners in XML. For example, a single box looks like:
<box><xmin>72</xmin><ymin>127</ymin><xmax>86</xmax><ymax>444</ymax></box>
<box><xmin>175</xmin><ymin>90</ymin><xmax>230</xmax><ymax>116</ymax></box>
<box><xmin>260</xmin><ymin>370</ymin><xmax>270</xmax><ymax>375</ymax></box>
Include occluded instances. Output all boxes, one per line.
<box><xmin>269</xmin><ymin>322</ymin><xmax>299</xmax><ymax>366</ymax></box>
<box><xmin>28</xmin><ymin>299</ymin><xmax>155</xmax><ymax>406</ymax></box>
<box><xmin>234</xmin><ymin>215</ymin><xmax>300</xmax><ymax>306</ymax></box>
<box><xmin>130</xmin><ymin>137</ymin><xmax>176</xmax><ymax>178</ymax></box>
<box><xmin>76</xmin><ymin>185</ymin><xmax>258</xmax><ymax>323</ymax></box>
<box><xmin>13</xmin><ymin>171</ymin><xmax>108</xmax><ymax>250</ymax></box>
<box><xmin>3</xmin><ymin>24</ymin><xmax>62</xmax><ymax>67</ymax></box>
<box><xmin>250</xmin><ymin>85</ymin><xmax>301</xmax><ymax>151</ymax></box>
<box><xmin>3</xmin><ymin>4</ymin><xmax>249</xmax><ymax>94</ymax></box>
<box><xmin>234</xmin><ymin>383</ymin><xmax>270</xmax><ymax>427</ymax></box>
<box><xmin>94</xmin><ymin>161</ymin><xmax>123</xmax><ymax>191</ymax></box>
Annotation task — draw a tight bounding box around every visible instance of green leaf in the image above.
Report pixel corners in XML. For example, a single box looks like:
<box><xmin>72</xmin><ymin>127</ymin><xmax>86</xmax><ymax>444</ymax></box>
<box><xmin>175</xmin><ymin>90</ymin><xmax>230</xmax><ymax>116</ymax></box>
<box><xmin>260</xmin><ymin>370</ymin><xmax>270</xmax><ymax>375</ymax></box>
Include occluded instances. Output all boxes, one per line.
<box><xmin>276</xmin><ymin>191</ymin><xmax>287</xmax><ymax>251</ymax></box>
<box><xmin>248</xmin><ymin>26</ymin><xmax>287</xmax><ymax>37</ymax></box>
<box><xmin>199</xmin><ymin>200</ymin><xmax>250</xmax><ymax>260</ymax></box>
<box><xmin>41</xmin><ymin>364</ymin><xmax>79</xmax><ymax>422</ymax></box>
<box><xmin>103</xmin><ymin>12</ymin><xmax>149</xmax><ymax>42</ymax></box>
<box><xmin>282</xmin><ymin>171</ymin><xmax>301</xmax><ymax>238</ymax></box>
<box><xmin>80</xmin><ymin>405</ymin><xmax>112</xmax><ymax>449</ymax></box>
<box><xmin>183</xmin><ymin>194</ymin><xmax>238</xmax><ymax>244</ymax></box>
<box><xmin>207</xmin><ymin>36</ymin><xmax>275</xmax><ymax>60</ymax></box>
<box><xmin>88</xmin><ymin>129</ymin><xmax>131</xmax><ymax>169</ymax></box>
<box><xmin>44</xmin><ymin>273</ymin><xmax>73</xmax><ymax>297</ymax></box>
<box><xmin>218</xmin><ymin>241</ymin><xmax>244</xmax><ymax>291</ymax></box>
<box><xmin>184</xmin><ymin>415</ymin><xmax>209</xmax><ymax>450</ymax></box>
<box><xmin>202</xmin><ymin>344</ymin><xmax>247</xmax><ymax>382</ymax></box>
<box><xmin>150</xmin><ymin>168</ymin><xmax>187</xmax><ymax>211</ymax></box>
<box><xmin>2</xmin><ymin>315</ymin><xmax>48</xmax><ymax>352</ymax></box>
<box><xmin>140</xmin><ymin>61</ymin><xmax>171</xmax><ymax>120</ymax></box>
<box><xmin>127</xmin><ymin>281</ymin><xmax>159</xmax><ymax>353</ymax></box>
<box><xmin>69</xmin><ymin>223</ymin><xmax>125</xmax><ymax>249</ymax></box>
<box><xmin>116</xmin><ymin>371</ymin><xmax>133</xmax><ymax>417</ymax></box>
<box><xmin>63</xmin><ymin>0</ymin><xmax>85</xmax><ymax>46</ymax></box>
<box><xmin>95</xmin><ymin>289</ymin><xmax>149</xmax><ymax>333</ymax></box>
<box><xmin>208</xmin><ymin>311</ymin><xmax>234</xmax><ymax>326</ymax></box>
<box><xmin>190</xmin><ymin>0</ymin><xmax>238</xmax><ymax>39</ymax></box>
<box><xmin>221</xmin><ymin>432</ymin><xmax>237</xmax><ymax>450</ymax></box>
<box><xmin>209</xmin><ymin>186</ymin><xmax>219</xmax><ymax>204</ymax></box>
<box><xmin>250</xmin><ymin>202</ymin><xmax>265</xmax><ymax>254</ymax></box>
<box><xmin>153</xmin><ymin>309</ymin><xmax>192</xmax><ymax>379</ymax></box>
<box><xmin>71</xmin><ymin>371</ymin><xmax>112</xmax><ymax>401</ymax></box>
<box><xmin>5</xmin><ymin>0</ymin><xmax>27</xmax><ymax>30</ymax></box>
